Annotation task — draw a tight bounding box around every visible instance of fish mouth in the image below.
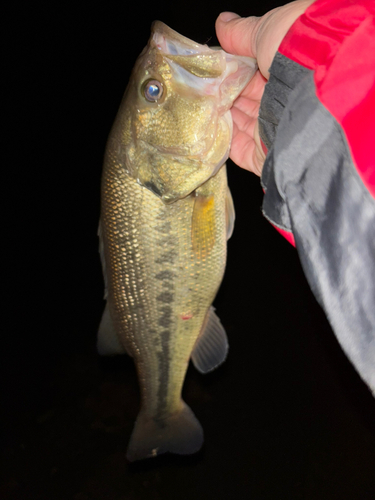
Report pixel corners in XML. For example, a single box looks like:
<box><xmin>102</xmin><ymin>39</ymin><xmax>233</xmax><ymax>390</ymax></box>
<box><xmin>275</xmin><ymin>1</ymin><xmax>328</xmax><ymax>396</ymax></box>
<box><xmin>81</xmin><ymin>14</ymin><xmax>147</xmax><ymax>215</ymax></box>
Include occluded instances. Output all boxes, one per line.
<box><xmin>151</xmin><ymin>21</ymin><xmax>257</xmax><ymax>111</ymax></box>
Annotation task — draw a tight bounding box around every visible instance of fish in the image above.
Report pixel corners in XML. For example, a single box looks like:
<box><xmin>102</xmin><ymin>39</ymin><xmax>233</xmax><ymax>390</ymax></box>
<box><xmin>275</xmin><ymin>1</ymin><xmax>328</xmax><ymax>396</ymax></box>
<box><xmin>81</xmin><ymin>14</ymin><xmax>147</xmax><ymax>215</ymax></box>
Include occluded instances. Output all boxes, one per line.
<box><xmin>98</xmin><ymin>21</ymin><xmax>256</xmax><ymax>461</ymax></box>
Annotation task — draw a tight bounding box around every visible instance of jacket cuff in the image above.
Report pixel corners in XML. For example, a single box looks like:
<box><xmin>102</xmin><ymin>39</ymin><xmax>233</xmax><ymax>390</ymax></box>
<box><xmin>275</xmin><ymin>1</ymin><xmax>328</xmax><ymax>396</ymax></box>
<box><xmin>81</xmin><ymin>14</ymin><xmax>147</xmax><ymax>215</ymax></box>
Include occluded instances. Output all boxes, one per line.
<box><xmin>259</xmin><ymin>53</ymin><xmax>311</xmax><ymax>235</ymax></box>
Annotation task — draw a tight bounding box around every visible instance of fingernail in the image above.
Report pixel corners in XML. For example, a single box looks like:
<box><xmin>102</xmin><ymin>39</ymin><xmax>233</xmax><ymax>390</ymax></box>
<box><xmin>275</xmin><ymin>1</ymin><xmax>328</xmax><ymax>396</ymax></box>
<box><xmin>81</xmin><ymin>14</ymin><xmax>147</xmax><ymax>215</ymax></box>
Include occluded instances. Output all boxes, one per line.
<box><xmin>219</xmin><ymin>12</ymin><xmax>240</xmax><ymax>23</ymax></box>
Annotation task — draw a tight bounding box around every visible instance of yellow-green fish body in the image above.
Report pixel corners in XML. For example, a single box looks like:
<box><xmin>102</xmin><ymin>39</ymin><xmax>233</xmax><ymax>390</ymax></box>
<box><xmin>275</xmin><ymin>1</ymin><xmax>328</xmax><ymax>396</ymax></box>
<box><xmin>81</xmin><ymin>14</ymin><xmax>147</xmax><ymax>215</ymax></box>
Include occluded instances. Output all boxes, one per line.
<box><xmin>98</xmin><ymin>22</ymin><xmax>256</xmax><ymax>461</ymax></box>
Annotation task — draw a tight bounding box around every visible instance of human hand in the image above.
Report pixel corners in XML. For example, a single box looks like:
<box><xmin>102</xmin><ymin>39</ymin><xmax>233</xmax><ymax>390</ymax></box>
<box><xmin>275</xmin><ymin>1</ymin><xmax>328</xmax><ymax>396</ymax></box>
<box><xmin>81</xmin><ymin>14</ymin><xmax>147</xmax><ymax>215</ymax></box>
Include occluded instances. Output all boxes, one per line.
<box><xmin>216</xmin><ymin>1</ymin><xmax>315</xmax><ymax>175</ymax></box>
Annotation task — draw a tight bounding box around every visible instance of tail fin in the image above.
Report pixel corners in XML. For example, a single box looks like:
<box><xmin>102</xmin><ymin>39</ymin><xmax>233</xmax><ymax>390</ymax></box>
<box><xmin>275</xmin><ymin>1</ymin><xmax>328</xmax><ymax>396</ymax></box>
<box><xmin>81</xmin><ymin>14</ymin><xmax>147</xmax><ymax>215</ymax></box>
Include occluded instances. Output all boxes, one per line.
<box><xmin>126</xmin><ymin>401</ymin><xmax>204</xmax><ymax>461</ymax></box>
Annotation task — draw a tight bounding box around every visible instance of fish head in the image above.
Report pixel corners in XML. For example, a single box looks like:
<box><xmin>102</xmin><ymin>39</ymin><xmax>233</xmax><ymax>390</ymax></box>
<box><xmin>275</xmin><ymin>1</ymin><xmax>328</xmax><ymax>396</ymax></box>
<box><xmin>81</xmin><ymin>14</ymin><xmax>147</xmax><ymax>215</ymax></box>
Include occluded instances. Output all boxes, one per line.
<box><xmin>112</xmin><ymin>21</ymin><xmax>257</xmax><ymax>203</ymax></box>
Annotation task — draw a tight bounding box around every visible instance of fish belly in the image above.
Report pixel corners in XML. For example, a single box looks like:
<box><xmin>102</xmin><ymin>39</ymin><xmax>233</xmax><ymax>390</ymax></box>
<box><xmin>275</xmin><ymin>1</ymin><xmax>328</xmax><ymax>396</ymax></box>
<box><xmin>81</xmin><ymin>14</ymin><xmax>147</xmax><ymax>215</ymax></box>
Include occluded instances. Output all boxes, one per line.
<box><xmin>100</xmin><ymin>158</ymin><xmax>228</xmax><ymax>460</ymax></box>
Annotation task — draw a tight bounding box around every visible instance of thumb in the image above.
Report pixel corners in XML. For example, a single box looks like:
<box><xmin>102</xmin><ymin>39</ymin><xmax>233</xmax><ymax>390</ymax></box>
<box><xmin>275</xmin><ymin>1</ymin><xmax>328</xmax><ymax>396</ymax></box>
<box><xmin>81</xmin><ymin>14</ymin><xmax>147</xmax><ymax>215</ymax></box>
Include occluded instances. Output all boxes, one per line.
<box><xmin>215</xmin><ymin>12</ymin><xmax>260</xmax><ymax>59</ymax></box>
<box><xmin>217</xmin><ymin>2</ymin><xmax>315</xmax><ymax>79</ymax></box>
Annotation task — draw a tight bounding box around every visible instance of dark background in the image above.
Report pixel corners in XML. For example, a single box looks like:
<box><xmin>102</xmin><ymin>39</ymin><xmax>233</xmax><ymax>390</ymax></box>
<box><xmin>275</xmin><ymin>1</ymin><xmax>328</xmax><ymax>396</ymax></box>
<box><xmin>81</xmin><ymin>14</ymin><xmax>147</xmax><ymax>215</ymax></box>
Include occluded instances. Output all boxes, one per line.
<box><xmin>2</xmin><ymin>1</ymin><xmax>375</xmax><ymax>499</ymax></box>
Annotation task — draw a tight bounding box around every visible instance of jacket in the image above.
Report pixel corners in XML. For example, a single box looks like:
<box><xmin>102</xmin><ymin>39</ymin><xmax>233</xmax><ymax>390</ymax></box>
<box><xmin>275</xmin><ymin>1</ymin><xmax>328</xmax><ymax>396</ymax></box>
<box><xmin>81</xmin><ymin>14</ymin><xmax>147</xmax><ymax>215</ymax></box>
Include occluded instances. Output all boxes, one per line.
<box><xmin>258</xmin><ymin>0</ymin><xmax>375</xmax><ymax>394</ymax></box>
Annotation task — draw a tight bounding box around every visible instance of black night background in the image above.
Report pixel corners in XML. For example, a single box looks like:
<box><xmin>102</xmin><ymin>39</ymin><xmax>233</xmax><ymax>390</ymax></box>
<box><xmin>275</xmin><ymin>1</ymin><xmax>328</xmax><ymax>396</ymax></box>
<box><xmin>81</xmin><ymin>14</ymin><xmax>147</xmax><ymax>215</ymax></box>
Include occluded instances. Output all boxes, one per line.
<box><xmin>2</xmin><ymin>1</ymin><xmax>375</xmax><ymax>499</ymax></box>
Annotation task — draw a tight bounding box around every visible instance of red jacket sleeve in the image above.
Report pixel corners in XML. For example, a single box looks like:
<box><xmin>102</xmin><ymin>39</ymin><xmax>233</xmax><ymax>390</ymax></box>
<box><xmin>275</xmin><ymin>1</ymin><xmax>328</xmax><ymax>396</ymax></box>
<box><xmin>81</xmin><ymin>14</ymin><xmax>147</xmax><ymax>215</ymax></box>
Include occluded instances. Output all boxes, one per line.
<box><xmin>259</xmin><ymin>0</ymin><xmax>375</xmax><ymax>394</ymax></box>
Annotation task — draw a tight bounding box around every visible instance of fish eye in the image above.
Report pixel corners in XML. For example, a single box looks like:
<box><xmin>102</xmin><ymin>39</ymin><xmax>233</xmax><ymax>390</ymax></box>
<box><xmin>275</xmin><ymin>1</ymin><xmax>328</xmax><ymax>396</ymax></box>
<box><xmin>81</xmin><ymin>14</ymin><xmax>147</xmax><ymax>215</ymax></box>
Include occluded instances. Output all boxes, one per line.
<box><xmin>143</xmin><ymin>79</ymin><xmax>164</xmax><ymax>102</ymax></box>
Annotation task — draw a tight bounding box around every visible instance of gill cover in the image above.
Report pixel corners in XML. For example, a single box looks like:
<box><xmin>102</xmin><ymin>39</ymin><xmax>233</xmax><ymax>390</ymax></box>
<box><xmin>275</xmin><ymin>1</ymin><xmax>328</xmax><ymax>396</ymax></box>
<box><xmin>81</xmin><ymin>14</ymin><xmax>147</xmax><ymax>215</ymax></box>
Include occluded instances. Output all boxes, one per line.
<box><xmin>110</xmin><ymin>22</ymin><xmax>257</xmax><ymax>203</ymax></box>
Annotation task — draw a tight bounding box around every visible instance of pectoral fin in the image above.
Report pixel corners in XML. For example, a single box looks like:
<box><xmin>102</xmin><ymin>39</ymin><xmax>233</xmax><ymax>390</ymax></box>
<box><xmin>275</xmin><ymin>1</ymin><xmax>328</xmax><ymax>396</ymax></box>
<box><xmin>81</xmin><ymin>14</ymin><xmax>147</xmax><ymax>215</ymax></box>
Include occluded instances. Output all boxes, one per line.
<box><xmin>191</xmin><ymin>307</ymin><xmax>228</xmax><ymax>374</ymax></box>
<box><xmin>192</xmin><ymin>193</ymin><xmax>216</xmax><ymax>260</ymax></box>
<box><xmin>225</xmin><ymin>186</ymin><xmax>235</xmax><ymax>240</ymax></box>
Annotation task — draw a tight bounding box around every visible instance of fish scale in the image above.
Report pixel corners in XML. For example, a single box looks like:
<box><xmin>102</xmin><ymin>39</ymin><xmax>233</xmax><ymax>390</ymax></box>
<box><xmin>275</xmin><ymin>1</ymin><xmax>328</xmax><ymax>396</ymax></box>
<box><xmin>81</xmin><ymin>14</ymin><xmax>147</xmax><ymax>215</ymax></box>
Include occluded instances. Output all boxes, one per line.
<box><xmin>98</xmin><ymin>21</ymin><xmax>256</xmax><ymax>460</ymax></box>
<box><xmin>102</xmin><ymin>156</ymin><xmax>228</xmax><ymax>411</ymax></box>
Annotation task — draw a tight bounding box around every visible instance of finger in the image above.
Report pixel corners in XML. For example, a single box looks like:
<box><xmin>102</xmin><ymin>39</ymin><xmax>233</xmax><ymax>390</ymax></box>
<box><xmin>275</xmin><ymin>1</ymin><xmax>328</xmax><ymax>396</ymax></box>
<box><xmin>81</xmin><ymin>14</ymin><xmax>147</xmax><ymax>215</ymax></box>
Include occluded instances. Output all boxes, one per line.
<box><xmin>232</xmin><ymin>106</ymin><xmax>256</xmax><ymax>140</ymax></box>
<box><xmin>254</xmin><ymin>0</ymin><xmax>315</xmax><ymax>77</ymax></box>
<box><xmin>230</xmin><ymin>118</ymin><xmax>265</xmax><ymax>176</ymax></box>
<box><xmin>238</xmin><ymin>71</ymin><xmax>267</xmax><ymax>102</ymax></box>
<box><xmin>230</xmin><ymin>127</ymin><xmax>257</xmax><ymax>174</ymax></box>
<box><xmin>252</xmin><ymin>120</ymin><xmax>266</xmax><ymax>176</ymax></box>
<box><xmin>232</xmin><ymin>96</ymin><xmax>260</xmax><ymax>120</ymax></box>
<box><xmin>215</xmin><ymin>12</ymin><xmax>259</xmax><ymax>58</ymax></box>
<box><xmin>231</xmin><ymin>130</ymin><xmax>264</xmax><ymax>176</ymax></box>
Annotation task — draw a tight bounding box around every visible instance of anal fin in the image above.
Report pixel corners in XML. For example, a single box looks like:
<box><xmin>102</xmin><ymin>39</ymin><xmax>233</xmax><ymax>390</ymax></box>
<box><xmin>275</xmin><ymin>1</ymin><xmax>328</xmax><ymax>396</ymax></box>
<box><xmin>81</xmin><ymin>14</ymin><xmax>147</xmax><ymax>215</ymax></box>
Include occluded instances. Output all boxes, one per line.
<box><xmin>98</xmin><ymin>220</ymin><xmax>108</xmax><ymax>300</ymax></box>
<box><xmin>191</xmin><ymin>306</ymin><xmax>228</xmax><ymax>374</ymax></box>
<box><xmin>97</xmin><ymin>302</ymin><xmax>129</xmax><ymax>356</ymax></box>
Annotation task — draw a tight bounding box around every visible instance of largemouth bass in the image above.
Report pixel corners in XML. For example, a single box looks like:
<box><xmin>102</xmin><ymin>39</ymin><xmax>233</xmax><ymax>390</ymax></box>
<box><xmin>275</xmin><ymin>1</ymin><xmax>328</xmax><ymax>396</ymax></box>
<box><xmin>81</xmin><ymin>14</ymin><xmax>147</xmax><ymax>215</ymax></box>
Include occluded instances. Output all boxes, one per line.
<box><xmin>98</xmin><ymin>21</ymin><xmax>256</xmax><ymax>461</ymax></box>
